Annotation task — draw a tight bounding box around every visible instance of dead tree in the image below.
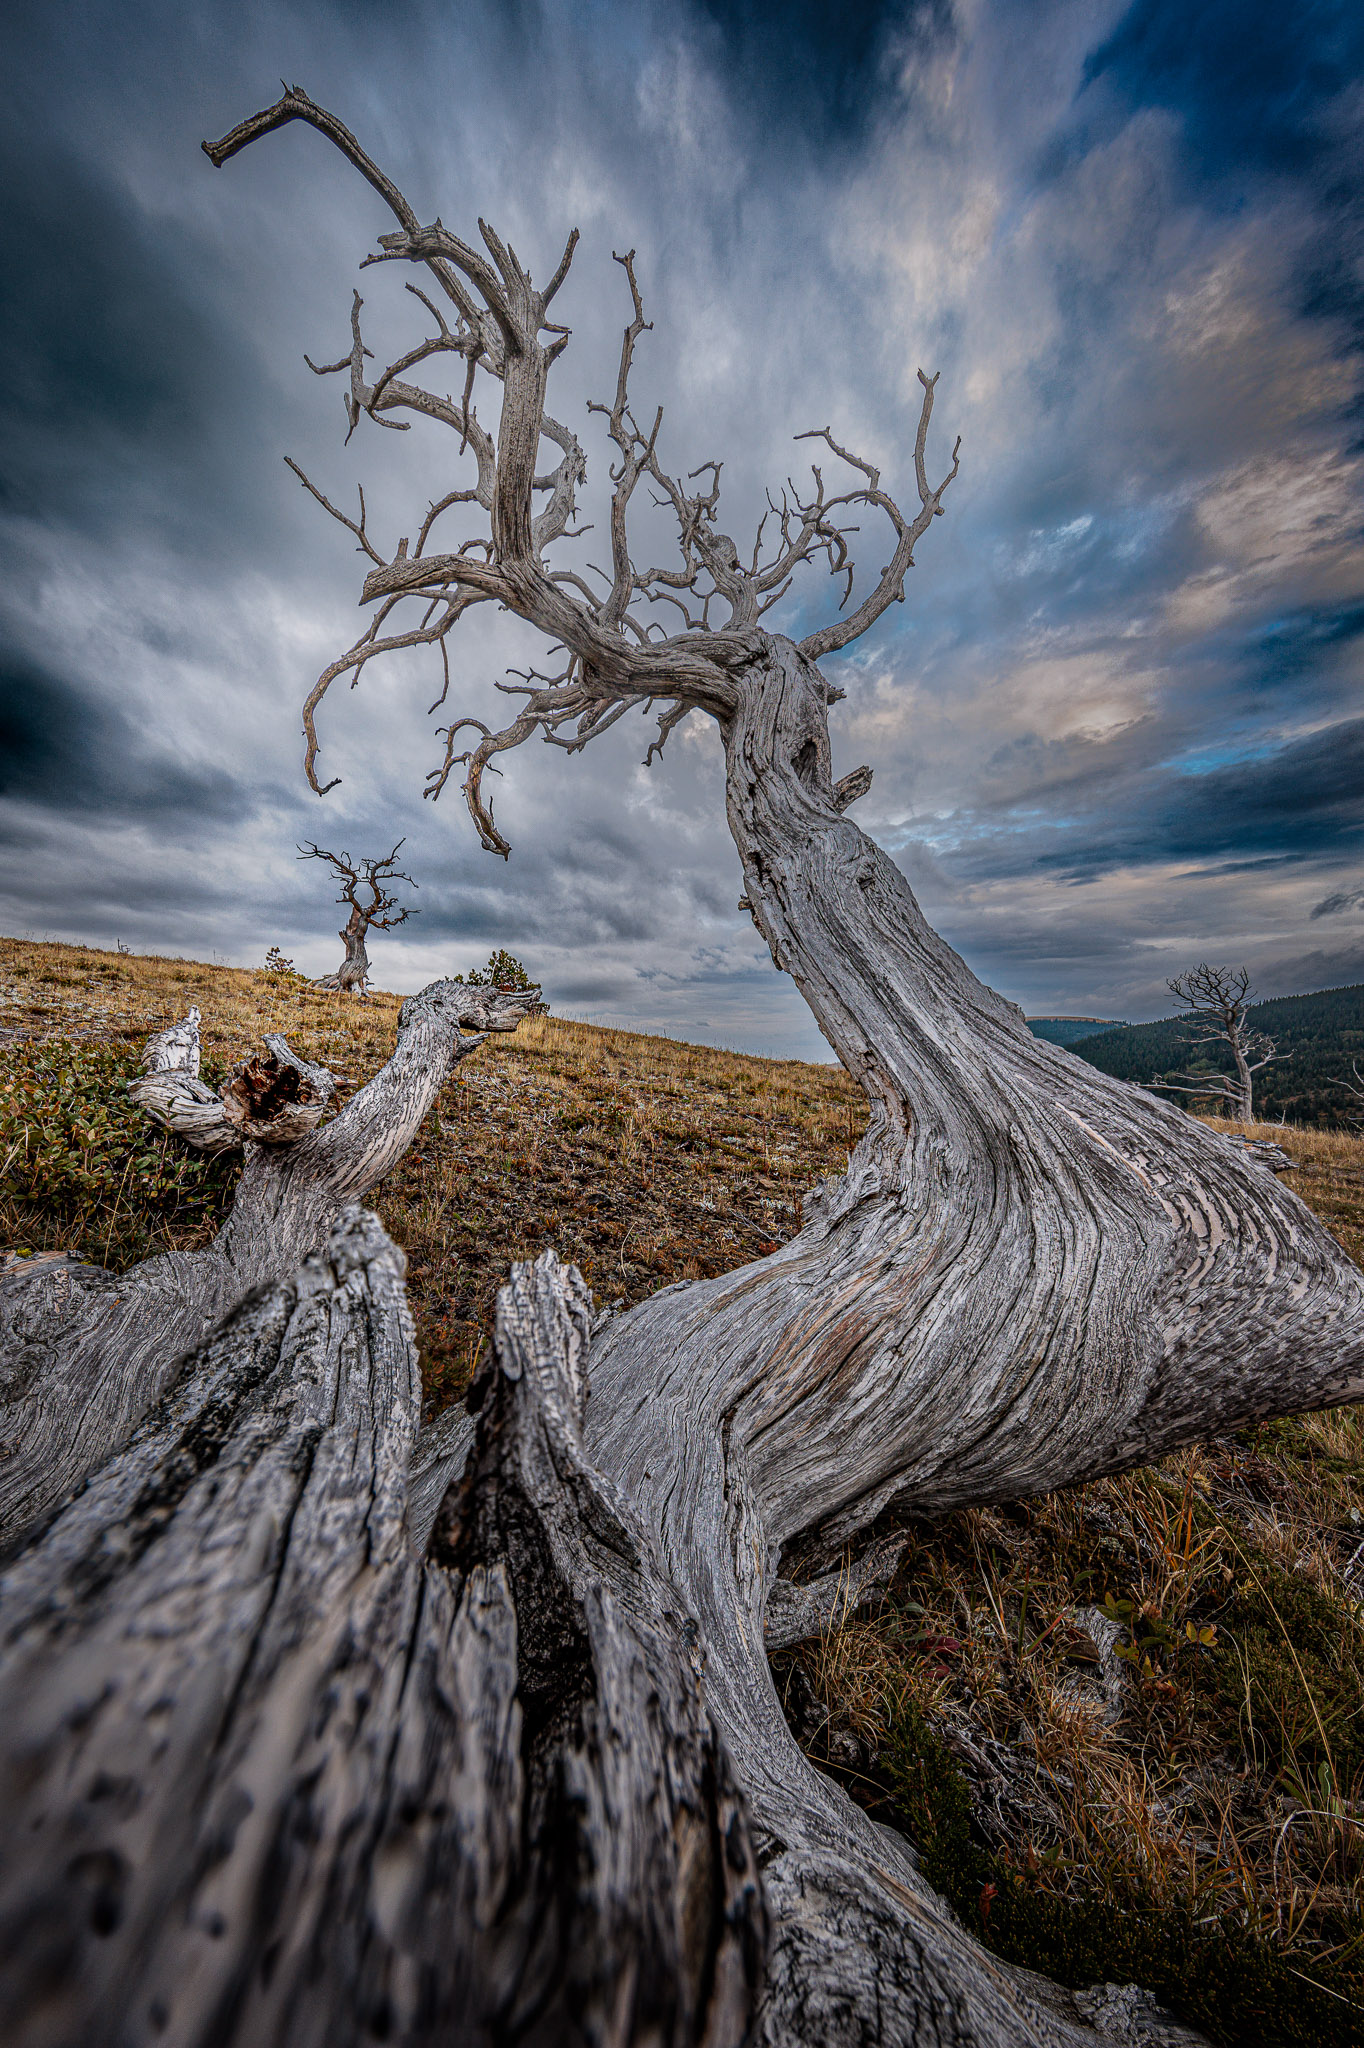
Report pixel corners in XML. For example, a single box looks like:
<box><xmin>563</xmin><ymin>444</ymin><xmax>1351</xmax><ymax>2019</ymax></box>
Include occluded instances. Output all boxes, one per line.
<box><xmin>300</xmin><ymin>838</ymin><xmax>416</xmax><ymax>993</ymax></box>
<box><xmin>1157</xmin><ymin>963</ymin><xmax>1286</xmax><ymax>1122</ymax></box>
<box><xmin>1</xmin><ymin>85</ymin><xmax>1362</xmax><ymax>2047</ymax></box>
<box><xmin>0</xmin><ymin>982</ymin><xmax>536</xmax><ymax>1559</ymax></box>
<box><xmin>1331</xmin><ymin>1057</ymin><xmax>1364</xmax><ymax>1125</ymax></box>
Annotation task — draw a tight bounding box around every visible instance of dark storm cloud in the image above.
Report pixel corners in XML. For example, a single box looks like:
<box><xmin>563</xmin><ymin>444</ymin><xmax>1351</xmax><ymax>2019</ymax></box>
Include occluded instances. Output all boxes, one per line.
<box><xmin>693</xmin><ymin>0</ymin><xmax>945</xmax><ymax>146</ymax></box>
<box><xmin>1312</xmin><ymin>887</ymin><xmax>1364</xmax><ymax>919</ymax></box>
<box><xmin>1233</xmin><ymin>605</ymin><xmax>1364</xmax><ymax>692</ymax></box>
<box><xmin>2</xmin><ymin>0</ymin><xmax>1362</xmax><ymax>1046</ymax></box>
<box><xmin>0</xmin><ymin>812</ymin><xmax>242</xmax><ymax>924</ymax></box>
<box><xmin>0</xmin><ymin>134</ymin><xmax>288</xmax><ymax>551</ymax></box>
<box><xmin>0</xmin><ymin>655</ymin><xmax>247</xmax><ymax>822</ymax></box>
<box><xmin>1083</xmin><ymin>0</ymin><xmax>1364</xmax><ymax>178</ymax></box>
<box><xmin>1084</xmin><ymin>1</ymin><xmax>1364</xmax><ymax>390</ymax></box>
<box><xmin>1147</xmin><ymin>718</ymin><xmax>1364</xmax><ymax>864</ymax></box>
<box><xmin>943</xmin><ymin>718</ymin><xmax>1364</xmax><ymax>882</ymax></box>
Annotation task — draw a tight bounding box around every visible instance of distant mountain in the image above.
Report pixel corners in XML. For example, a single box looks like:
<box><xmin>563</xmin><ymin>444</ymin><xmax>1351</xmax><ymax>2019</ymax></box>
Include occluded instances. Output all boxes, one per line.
<box><xmin>1027</xmin><ymin>1016</ymin><xmax>1126</xmax><ymax>1046</ymax></box>
<box><xmin>1067</xmin><ymin>984</ymin><xmax>1364</xmax><ymax>1126</ymax></box>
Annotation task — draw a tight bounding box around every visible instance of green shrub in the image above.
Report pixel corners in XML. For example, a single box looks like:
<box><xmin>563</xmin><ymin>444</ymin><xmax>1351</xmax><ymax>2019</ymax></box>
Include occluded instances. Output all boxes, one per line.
<box><xmin>257</xmin><ymin>946</ymin><xmax>311</xmax><ymax>994</ymax></box>
<box><xmin>1213</xmin><ymin>1566</ymin><xmax>1364</xmax><ymax>1781</ymax></box>
<box><xmin>0</xmin><ymin>1038</ymin><xmax>239</xmax><ymax>1268</ymax></box>
<box><xmin>880</xmin><ymin>1698</ymin><xmax>1364</xmax><ymax>2047</ymax></box>
<box><xmin>453</xmin><ymin>949</ymin><xmax>546</xmax><ymax>1005</ymax></box>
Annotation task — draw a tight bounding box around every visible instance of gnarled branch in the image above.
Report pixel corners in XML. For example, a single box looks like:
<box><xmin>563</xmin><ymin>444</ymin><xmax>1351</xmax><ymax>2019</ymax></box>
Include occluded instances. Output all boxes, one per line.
<box><xmin>205</xmin><ymin>92</ymin><xmax>955</xmax><ymax>840</ymax></box>
<box><xmin>128</xmin><ymin>1010</ymin><xmax>338</xmax><ymax>1152</ymax></box>
<box><xmin>0</xmin><ymin>982</ymin><xmax>537</xmax><ymax>1555</ymax></box>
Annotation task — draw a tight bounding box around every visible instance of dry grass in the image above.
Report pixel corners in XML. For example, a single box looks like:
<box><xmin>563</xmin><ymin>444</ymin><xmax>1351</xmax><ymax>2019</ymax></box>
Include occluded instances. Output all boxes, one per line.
<box><xmin>760</xmin><ymin>1119</ymin><xmax>1364</xmax><ymax>2034</ymax></box>
<box><xmin>776</xmin><ymin>1408</ymin><xmax>1364</xmax><ymax>2032</ymax></box>
<box><xmin>0</xmin><ymin>934</ymin><xmax>866</xmax><ymax>1412</ymax></box>
<box><xmin>7</xmin><ymin>932</ymin><xmax>1364</xmax><ymax>2032</ymax></box>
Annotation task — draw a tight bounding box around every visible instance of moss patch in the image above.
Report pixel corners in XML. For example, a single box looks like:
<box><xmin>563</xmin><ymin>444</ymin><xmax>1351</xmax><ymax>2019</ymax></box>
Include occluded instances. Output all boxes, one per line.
<box><xmin>880</xmin><ymin>1697</ymin><xmax>1364</xmax><ymax>2048</ymax></box>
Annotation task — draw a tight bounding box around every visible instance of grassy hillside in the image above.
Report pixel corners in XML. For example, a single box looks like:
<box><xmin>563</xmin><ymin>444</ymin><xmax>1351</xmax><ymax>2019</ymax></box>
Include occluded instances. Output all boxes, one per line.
<box><xmin>4</xmin><ymin>934</ymin><xmax>1363</xmax><ymax>2041</ymax></box>
<box><xmin>1071</xmin><ymin>983</ymin><xmax>1364</xmax><ymax>1126</ymax></box>
<box><xmin>0</xmin><ymin>935</ymin><xmax>866</xmax><ymax>1412</ymax></box>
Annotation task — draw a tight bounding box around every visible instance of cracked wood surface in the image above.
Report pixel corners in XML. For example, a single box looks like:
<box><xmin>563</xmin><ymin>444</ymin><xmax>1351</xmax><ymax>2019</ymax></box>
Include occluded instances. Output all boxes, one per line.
<box><xmin>0</xmin><ymin>1214</ymin><xmax>764</xmax><ymax>2048</ymax></box>
<box><xmin>0</xmin><ymin>983</ymin><xmax>535</xmax><ymax>1557</ymax></box>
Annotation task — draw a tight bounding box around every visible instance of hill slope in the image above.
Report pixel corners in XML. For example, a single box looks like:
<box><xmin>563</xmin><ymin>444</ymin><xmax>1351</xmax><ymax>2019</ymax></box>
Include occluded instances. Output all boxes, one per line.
<box><xmin>1071</xmin><ymin>982</ymin><xmax>1364</xmax><ymax>1124</ymax></box>
<box><xmin>4</xmin><ymin>934</ymin><xmax>1364</xmax><ymax>2041</ymax></box>
<box><xmin>0</xmin><ymin>935</ymin><xmax>866</xmax><ymax>1410</ymax></box>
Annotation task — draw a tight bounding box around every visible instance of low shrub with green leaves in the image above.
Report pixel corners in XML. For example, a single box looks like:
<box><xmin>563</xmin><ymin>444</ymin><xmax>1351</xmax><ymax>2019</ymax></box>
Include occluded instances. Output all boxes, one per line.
<box><xmin>0</xmin><ymin>1038</ymin><xmax>239</xmax><ymax>1268</ymax></box>
<box><xmin>879</xmin><ymin>1696</ymin><xmax>1363</xmax><ymax>2048</ymax></box>
<box><xmin>1216</xmin><ymin>1564</ymin><xmax>1364</xmax><ymax>1786</ymax></box>
<box><xmin>452</xmin><ymin>949</ymin><xmax>546</xmax><ymax>1005</ymax></box>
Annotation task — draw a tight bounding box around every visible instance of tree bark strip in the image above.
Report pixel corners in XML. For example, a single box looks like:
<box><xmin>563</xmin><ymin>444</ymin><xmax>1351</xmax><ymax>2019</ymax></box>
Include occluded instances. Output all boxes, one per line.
<box><xmin>0</xmin><ymin>984</ymin><xmax>534</xmax><ymax>1558</ymax></box>
<box><xmin>0</xmin><ymin>1214</ymin><xmax>766</xmax><ymax>2048</ymax></box>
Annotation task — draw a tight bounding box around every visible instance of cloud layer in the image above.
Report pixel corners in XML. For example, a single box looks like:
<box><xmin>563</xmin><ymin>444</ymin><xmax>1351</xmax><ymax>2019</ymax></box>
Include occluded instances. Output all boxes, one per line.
<box><xmin>3</xmin><ymin>0</ymin><xmax>1361</xmax><ymax>1056</ymax></box>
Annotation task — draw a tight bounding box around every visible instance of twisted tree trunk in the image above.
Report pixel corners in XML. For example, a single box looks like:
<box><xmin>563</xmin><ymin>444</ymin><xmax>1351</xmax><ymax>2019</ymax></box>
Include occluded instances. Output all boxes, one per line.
<box><xmin>9</xmin><ymin>91</ymin><xmax>1346</xmax><ymax>2039</ymax></box>
<box><xmin>314</xmin><ymin>905</ymin><xmax>371</xmax><ymax>993</ymax></box>
<box><xmin>573</xmin><ymin>635</ymin><xmax>1364</xmax><ymax>2040</ymax></box>
<box><xmin>1</xmin><ymin>641</ymin><xmax>1360</xmax><ymax>2045</ymax></box>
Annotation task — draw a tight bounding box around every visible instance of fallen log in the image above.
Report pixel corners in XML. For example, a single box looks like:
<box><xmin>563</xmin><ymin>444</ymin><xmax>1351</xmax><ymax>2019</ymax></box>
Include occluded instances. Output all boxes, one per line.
<box><xmin>0</xmin><ymin>982</ymin><xmax>537</xmax><ymax>1557</ymax></box>
<box><xmin>4</xmin><ymin>993</ymin><xmax>1240</xmax><ymax>2046</ymax></box>
<box><xmin>0</xmin><ymin>1214</ymin><xmax>765</xmax><ymax>2047</ymax></box>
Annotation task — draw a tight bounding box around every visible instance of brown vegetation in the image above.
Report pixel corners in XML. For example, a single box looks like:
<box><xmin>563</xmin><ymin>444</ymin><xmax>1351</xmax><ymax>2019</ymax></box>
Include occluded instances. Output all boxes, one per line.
<box><xmin>0</xmin><ymin>935</ymin><xmax>866</xmax><ymax>1414</ymax></box>
<box><xmin>5</xmin><ymin>931</ymin><xmax>1363</xmax><ymax>2040</ymax></box>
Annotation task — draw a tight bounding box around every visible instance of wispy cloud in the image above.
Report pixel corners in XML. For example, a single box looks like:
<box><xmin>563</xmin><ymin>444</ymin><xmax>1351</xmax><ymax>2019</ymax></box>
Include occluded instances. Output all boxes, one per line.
<box><xmin>2</xmin><ymin>0</ymin><xmax>1361</xmax><ymax>1052</ymax></box>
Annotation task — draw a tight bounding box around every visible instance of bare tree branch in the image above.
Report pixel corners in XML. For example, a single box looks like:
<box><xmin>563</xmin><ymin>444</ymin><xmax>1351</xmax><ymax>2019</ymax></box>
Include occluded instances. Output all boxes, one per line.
<box><xmin>797</xmin><ymin>374</ymin><xmax>961</xmax><ymax>660</ymax></box>
<box><xmin>1158</xmin><ymin>964</ymin><xmax>1289</xmax><ymax>1122</ymax></box>
<box><xmin>283</xmin><ymin>456</ymin><xmax>386</xmax><ymax>564</ymax></box>
<box><xmin>1331</xmin><ymin>1057</ymin><xmax>1364</xmax><ymax>1124</ymax></box>
<box><xmin>204</xmin><ymin>90</ymin><xmax>959</xmax><ymax>835</ymax></box>
<box><xmin>298</xmin><ymin>839</ymin><xmax>418</xmax><ymax>991</ymax></box>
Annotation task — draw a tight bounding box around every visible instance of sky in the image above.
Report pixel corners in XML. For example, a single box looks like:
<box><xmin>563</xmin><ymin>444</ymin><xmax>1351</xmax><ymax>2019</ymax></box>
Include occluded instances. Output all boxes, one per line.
<box><xmin>2</xmin><ymin>0</ymin><xmax>1362</xmax><ymax>1059</ymax></box>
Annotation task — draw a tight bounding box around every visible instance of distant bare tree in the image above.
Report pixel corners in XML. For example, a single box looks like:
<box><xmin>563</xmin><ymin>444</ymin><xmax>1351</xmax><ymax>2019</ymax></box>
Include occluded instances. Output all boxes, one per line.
<box><xmin>299</xmin><ymin>838</ymin><xmax>416</xmax><ymax>993</ymax></box>
<box><xmin>1331</xmin><ymin>1057</ymin><xmax>1364</xmax><ymax>1125</ymax></box>
<box><xmin>1158</xmin><ymin>963</ymin><xmax>1287</xmax><ymax>1122</ymax></box>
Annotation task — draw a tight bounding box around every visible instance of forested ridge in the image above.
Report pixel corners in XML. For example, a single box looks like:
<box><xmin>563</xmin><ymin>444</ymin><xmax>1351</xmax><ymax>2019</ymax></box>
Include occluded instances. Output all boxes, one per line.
<box><xmin>1070</xmin><ymin>983</ymin><xmax>1364</xmax><ymax>1125</ymax></box>
<box><xmin>1027</xmin><ymin>1017</ymin><xmax>1126</xmax><ymax>1047</ymax></box>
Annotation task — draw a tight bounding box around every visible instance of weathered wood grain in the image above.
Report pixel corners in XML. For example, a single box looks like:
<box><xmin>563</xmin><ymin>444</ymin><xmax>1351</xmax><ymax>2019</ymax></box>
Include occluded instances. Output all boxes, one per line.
<box><xmin>0</xmin><ymin>983</ymin><xmax>536</xmax><ymax>1556</ymax></box>
<box><xmin>128</xmin><ymin>1012</ymin><xmax>339</xmax><ymax>1152</ymax></box>
<box><xmin>0</xmin><ymin>1217</ymin><xmax>765</xmax><ymax>2048</ymax></box>
<box><xmin>570</xmin><ymin>634</ymin><xmax>1357</xmax><ymax>2045</ymax></box>
<box><xmin>125</xmin><ymin>1007</ymin><xmax>243</xmax><ymax>1155</ymax></box>
<box><xmin>4</xmin><ymin>652</ymin><xmax>1345</xmax><ymax>2041</ymax></box>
